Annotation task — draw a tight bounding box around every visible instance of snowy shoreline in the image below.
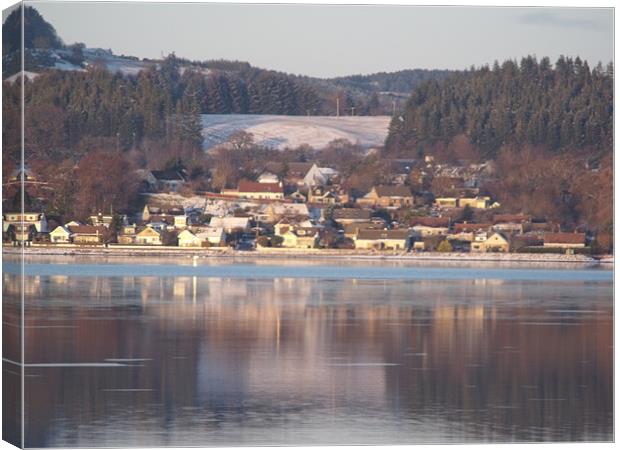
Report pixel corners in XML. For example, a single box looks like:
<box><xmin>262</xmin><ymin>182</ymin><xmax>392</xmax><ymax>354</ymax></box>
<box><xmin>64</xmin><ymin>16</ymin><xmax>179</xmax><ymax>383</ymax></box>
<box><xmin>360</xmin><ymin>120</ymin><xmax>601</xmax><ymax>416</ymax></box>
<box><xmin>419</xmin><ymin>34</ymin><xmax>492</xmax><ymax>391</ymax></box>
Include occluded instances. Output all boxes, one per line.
<box><xmin>3</xmin><ymin>245</ymin><xmax>611</xmax><ymax>266</ymax></box>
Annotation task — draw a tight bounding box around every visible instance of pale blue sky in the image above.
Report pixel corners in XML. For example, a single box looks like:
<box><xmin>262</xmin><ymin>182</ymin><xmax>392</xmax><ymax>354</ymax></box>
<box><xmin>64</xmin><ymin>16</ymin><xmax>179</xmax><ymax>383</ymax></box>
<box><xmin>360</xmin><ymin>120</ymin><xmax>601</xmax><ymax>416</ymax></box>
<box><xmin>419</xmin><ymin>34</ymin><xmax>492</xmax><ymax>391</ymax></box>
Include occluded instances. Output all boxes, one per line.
<box><xmin>17</xmin><ymin>2</ymin><xmax>616</xmax><ymax>77</ymax></box>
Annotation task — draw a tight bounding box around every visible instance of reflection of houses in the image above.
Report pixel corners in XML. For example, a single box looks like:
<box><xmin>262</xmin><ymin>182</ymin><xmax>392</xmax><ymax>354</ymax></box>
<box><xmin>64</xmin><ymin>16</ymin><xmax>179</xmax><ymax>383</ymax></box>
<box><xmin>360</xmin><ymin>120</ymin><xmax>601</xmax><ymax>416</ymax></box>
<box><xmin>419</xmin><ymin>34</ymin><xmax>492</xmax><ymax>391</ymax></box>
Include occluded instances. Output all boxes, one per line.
<box><xmin>354</xmin><ymin>229</ymin><xmax>410</xmax><ymax>250</ymax></box>
<box><xmin>357</xmin><ymin>185</ymin><xmax>414</xmax><ymax>209</ymax></box>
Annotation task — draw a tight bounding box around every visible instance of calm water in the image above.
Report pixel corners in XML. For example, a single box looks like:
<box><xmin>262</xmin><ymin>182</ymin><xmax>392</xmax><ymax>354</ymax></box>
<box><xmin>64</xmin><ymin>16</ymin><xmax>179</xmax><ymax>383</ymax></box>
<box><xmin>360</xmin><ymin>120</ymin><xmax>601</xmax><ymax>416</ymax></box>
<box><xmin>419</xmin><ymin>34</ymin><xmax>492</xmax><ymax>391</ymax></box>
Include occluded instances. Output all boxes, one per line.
<box><xmin>3</xmin><ymin>256</ymin><xmax>613</xmax><ymax>446</ymax></box>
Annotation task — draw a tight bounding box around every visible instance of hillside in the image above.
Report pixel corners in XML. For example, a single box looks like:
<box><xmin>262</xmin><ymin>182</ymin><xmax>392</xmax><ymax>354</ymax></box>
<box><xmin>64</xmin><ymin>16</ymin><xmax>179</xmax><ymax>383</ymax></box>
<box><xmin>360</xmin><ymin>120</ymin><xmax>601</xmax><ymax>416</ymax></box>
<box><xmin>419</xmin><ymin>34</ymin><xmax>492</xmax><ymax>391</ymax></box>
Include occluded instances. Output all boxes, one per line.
<box><xmin>3</xmin><ymin>6</ymin><xmax>455</xmax><ymax>117</ymax></box>
<box><xmin>201</xmin><ymin>114</ymin><xmax>391</xmax><ymax>150</ymax></box>
<box><xmin>386</xmin><ymin>56</ymin><xmax>614</xmax><ymax>159</ymax></box>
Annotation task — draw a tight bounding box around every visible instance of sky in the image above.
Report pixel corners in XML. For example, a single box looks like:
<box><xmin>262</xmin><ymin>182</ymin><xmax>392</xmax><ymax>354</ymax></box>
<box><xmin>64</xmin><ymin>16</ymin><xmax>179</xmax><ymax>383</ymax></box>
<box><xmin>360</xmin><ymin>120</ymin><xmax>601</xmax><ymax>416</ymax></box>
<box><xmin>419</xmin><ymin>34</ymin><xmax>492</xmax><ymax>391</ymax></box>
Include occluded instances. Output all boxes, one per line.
<box><xmin>9</xmin><ymin>1</ymin><xmax>616</xmax><ymax>78</ymax></box>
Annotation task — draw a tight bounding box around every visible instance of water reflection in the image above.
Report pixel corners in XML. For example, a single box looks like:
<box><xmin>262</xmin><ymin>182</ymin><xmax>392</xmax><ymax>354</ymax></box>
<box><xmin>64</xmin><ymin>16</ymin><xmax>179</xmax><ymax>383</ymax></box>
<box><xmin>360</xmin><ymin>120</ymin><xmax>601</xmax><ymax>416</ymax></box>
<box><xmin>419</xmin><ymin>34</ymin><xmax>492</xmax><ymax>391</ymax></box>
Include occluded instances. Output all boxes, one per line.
<box><xmin>2</xmin><ymin>265</ymin><xmax>613</xmax><ymax>446</ymax></box>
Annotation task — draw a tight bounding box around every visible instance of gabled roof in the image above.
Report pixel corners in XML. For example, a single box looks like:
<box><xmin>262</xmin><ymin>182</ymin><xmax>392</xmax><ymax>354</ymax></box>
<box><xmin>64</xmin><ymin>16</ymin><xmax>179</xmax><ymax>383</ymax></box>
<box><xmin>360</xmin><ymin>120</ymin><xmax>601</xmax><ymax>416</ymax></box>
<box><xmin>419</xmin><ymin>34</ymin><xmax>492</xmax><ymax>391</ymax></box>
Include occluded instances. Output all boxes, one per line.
<box><xmin>67</xmin><ymin>225</ymin><xmax>107</xmax><ymax>235</ymax></box>
<box><xmin>453</xmin><ymin>223</ymin><xmax>492</xmax><ymax>233</ymax></box>
<box><xmin>264</xmin><ymin>162</ymin><xmax>314</xmax><ymax>178</ymax></box>
<box><xmin>410</xmin><ymin>216</ymin><xmax>450</xmax><ymax>228</ymax></box>
<box><xmin>237</xmin><ymin>179</ymin><xmax>283</xmax><ymax>194</ymax></box>
<box><xmin>333</xmin><ymin>208</ymin><xmax>372</xmax><ymax>221</ymax></box>
<box><xmin>357</xmin><ymin>229</ymin><xmax>410</xmax><ymax>240</ymax></box>
<box><xmin>543</xmin><ymin>232</ymin><xmax>586</xmax><ymax>244</ymax></box>
<box><xmin>372</xmin><ymin>185</ymin><xmax>412</xmax><ymax>198</ymax></box>
<box><xmin>150</xmin><ymin>169</ymin><xmax>185</xmax><ymax>182</ymax></box>
<box><xmin>195</xmin><ymin>227</ymin><xmax>225</xmax><ymax>239</ymax></box>
<box><xmin>493</xmin><ymin>214</ymin><xmax>531</xmax><ymax>224</ymax></box>
<box><xmin>137</xmin><ymin>227</ymin><xmax>161</xmax><ymax>237</ymax></box>
<box><xmin>343</xmin><ymin>222</ymin><xmax>380</xmax><ymax>234</ymax></box>
<box><xmin>50</xmin><ymin>225</ymin><xmax>70</xmax><ymax>235</ymax></box>
<box><xmin>148</xmin><ymin>214</ymin><xmax>175</xmax><ymax>224</ymax></box>
<box><xmin>209</xmin><ymin>216</ymin><xmax>250</xmax><ymax>228</ymax></box>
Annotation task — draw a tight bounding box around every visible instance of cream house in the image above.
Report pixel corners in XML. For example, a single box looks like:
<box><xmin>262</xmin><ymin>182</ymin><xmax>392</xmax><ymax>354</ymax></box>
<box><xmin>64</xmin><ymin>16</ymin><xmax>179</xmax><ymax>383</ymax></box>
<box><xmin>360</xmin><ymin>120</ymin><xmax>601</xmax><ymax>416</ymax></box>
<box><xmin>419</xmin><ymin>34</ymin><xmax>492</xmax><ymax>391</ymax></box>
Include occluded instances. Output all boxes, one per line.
<box><xmin>281</xmin><ymin>227</ymin><xmax>319</xmax><ymax>249</ymax></box>
<box><xmin>471</xmin><ymin>232</ymin><xmax>510</xmax><ymax>253</ymax></box>
<box><xmin>135</xmin><ymin>227</ymin><xmax>163</xmax><ymax>245</ymax></box>
<box><xmin>50</xmin><ymin>226</ymin><xmax>71</xmax><ymax>243</ymax></box>
<box><xmin>354</xmin><ymin>229</ymin><xmax>410</xmax><ymax>250</ymax></box>
<box><xmin>178</xmin><ymin>230</ymin><xmax>202</xmax><ymax>247</ymax></box>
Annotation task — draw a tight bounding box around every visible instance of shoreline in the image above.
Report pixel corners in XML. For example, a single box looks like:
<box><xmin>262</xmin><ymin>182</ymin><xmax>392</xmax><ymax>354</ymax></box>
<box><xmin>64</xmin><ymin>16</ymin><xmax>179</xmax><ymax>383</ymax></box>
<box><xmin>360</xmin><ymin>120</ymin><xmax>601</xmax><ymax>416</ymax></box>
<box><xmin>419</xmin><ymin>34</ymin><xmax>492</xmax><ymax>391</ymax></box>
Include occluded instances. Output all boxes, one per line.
<box><xmin>2</xmin><ymin>244</ymin><xmax>612</xmax><ymax>266</ymax></box>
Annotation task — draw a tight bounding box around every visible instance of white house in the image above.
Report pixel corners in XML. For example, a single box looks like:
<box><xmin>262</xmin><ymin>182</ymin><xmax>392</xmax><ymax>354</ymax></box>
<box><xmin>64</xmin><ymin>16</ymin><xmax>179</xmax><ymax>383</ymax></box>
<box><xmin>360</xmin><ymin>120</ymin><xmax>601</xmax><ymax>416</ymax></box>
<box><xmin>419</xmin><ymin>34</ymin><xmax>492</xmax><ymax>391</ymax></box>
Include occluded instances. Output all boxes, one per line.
<box><xmin>195</xmin><ymin>227</ymin><xmax>226</xmax><ymax>246</ymax></box>
<box><xmin>209</xmin><ymin>216</ymin><xmax>250</xmax><ymax>233</ymax></box>
<box><xmin>177</xmin><ymin>230</ymin><xmax>202</xmax><ymax>247</ymax></box>
<box><xmin>50</xmin><ymin>226</ymin><xmax>71</xmax><ymax>243</ymax></box>
<box><xmin>302</xmin><ymin>164</ymin><xmax>340</xmax><ymax>187</ymax></box>
<box><xmin>257</xmin><ymin>171</ymin><xmax>279</xmax><ymax>183</ymax></box>
<box><xmin>135</xmin><ymin>227</ymin><xmax>163</xmax><ymax>245</ymax></box>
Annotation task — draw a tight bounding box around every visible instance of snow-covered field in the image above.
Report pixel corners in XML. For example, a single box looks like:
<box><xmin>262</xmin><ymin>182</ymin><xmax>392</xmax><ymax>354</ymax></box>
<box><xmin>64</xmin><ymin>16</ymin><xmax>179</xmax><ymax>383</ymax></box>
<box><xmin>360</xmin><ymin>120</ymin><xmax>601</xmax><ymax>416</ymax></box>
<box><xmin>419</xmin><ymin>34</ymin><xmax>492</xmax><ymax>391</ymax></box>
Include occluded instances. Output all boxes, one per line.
<box><xmin>201</xmin><ymin>114</ymin><xmax>391</xmax><ymax>150</ymax></box>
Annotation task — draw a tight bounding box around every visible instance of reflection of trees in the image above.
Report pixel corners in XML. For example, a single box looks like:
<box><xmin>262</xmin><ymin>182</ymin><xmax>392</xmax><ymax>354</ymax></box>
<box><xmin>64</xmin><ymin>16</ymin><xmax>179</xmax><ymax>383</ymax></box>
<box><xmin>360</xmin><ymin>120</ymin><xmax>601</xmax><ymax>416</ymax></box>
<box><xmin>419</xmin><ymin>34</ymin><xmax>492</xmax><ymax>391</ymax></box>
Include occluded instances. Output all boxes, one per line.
<box><xmin>14</xmin><ymin>273</ymin><xmax>613</xmax><ymax>446</ymax></box>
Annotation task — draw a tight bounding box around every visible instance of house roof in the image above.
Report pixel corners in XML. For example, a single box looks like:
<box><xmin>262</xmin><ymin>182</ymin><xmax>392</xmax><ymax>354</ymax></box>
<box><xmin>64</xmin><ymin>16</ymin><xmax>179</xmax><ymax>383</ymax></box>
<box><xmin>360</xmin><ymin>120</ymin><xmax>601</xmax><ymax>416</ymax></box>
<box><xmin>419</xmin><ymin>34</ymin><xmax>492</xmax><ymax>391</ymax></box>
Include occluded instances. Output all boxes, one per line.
<box><xmin>453</xmin><ymin>223</ymin><xmax>492</xmax><ymax>233</ymax></box>
<box><xmin>209</xmin><ymin>217</ymin><xmax>250</xmax><ymax>228</ymax></box>
<box><xmin>196</xmin><ymin>227</ymin><xmax>225</xmax><ymax>239</ymax></box>
<box><xmin>410</xmin><ymin>216</ymin><xmax>450</xmax><ymax>228</ymax></box>
<box><xmin>237</xmin><ymin>179</ymin><xmax>283</xmax><ymax>194</ymax></box>
<box><xmin>343</xmin><ymin>222</ymin><xmax>379</xmax><ymax>234</ymax></box>
<box><xmin>150</xmin><ymin>169</ymin><xmax>185</xmax><ymax>182</ymax></box>
<box><xmin>357</xmin><ymin>229</ymin><xmax>410</xmax><ymax>240</ymax></box>
<box><xmin>148</xmin><ymin>214</ymin><xmax>175</xmax><ymax>224</ymax></box>
<box><xmin>493</xmin><ymin>214</ymin><xmax>531</xmax><ymax>224</ymax></box>
<box><xmin>50</xmin><ymin>226</ymin><xmax>70</xmax><ymax>235</ymax></box>
<box><xmin>67</xmin><ymin>225</ymin><xmax>107</xmax><ymax>235</ymax></box>
<box><xmin>333</xmin><ymin>208</ymin><xmax>372</xmax><ymax>221</ymax></box>
<box><xmin>137</xmin><ymin>227</ymin><xmax>161</xmax><ymax>236</ymax></box>
<box><xmin>264</xmin><ymin>162</ymin><xmax>314</xmax><ymax>178</ymax></box>
<box><xmin>373</xmin><ymin>185</ymin><xmax>413</xmax><ymax>198</ymax></box>
<box><xmin>543</xmin><ymin>232</ymin><xmax>586</xmax><ymax>244</ymax></box>
<box><xmin>270</xmin><ymin>203</ymin><xmax>309</xmax><ymax>216</ymax></box>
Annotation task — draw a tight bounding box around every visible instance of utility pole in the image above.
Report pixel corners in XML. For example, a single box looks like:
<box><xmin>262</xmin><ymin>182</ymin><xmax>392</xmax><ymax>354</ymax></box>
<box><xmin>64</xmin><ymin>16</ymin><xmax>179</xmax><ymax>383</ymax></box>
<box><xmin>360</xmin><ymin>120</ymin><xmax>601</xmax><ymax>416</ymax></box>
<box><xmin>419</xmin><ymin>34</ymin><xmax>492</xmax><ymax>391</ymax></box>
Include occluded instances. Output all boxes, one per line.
<box><xmin>336</xmin><ymin>97</ymin><xmax>340</xmax><ymax>118</ymax></box>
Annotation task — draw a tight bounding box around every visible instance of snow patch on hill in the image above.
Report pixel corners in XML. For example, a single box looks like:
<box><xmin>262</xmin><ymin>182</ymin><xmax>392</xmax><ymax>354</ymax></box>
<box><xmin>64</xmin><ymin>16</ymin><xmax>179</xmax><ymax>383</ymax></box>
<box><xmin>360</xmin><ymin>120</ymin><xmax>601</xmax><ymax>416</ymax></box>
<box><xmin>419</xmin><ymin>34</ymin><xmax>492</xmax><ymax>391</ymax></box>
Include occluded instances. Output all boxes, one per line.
<box><xmin>201</xmin><ymin>114</ymin><xmax>391</xmax><ymax>150</ymax></box>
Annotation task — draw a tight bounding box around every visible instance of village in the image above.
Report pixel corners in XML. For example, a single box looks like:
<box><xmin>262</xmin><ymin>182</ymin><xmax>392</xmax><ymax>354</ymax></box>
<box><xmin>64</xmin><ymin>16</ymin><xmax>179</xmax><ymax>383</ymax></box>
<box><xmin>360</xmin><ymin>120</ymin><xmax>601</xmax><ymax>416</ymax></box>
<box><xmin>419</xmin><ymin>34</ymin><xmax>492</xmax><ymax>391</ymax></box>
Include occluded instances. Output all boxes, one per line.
<box><xmin>2</xmin><ymin>153</ymin><xmax>592</xmax><ymax>257</ymax></box>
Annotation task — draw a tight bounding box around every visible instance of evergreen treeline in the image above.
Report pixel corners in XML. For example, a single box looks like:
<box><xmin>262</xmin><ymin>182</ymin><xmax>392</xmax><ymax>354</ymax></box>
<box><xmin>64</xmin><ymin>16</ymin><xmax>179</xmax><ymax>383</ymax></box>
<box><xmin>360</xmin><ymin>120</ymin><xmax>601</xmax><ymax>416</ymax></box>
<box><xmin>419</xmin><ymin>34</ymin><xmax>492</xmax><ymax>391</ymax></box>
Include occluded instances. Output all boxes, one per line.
<box><xmin>2</xmin><ymin>53</ymin><xmax>329</xmax><ymax>165</ymax></box>
<box><xmin>2</xmin><ymin>5</ymin><xmax>63</xmax><ymax>54</ymax></box>
<box><xmin>386</xmin><ymin>56</ymin><xmax>614</xmax><ymax>157</ymax></box>
<box><xmin>330</xmin><ymin>69</ymin><xmax>454</xmax><ymax>93</ymax></box>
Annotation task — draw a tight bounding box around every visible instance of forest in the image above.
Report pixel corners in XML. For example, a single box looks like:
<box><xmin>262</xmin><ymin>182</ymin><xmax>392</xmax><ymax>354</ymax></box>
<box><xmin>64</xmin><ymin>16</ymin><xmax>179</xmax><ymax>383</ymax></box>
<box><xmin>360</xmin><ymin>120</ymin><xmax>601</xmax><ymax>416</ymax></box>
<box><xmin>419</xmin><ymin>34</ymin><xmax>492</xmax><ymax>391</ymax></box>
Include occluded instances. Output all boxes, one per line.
<box><xmin>385</xmin><ymin>56</ymin><xmax>613</xmax><ymax>159</ymax></box>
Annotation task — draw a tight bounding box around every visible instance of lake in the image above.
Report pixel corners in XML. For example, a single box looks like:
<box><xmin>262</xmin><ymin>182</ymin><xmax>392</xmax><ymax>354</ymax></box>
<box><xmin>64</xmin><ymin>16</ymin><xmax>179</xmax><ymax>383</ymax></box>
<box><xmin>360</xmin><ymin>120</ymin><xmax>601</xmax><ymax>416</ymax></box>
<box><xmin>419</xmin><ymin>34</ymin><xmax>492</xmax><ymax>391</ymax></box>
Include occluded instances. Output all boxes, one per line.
<box><xmin>2</xmin><ymin>256</ymin><xmax>613</xmax><ymax>446</ymax></box>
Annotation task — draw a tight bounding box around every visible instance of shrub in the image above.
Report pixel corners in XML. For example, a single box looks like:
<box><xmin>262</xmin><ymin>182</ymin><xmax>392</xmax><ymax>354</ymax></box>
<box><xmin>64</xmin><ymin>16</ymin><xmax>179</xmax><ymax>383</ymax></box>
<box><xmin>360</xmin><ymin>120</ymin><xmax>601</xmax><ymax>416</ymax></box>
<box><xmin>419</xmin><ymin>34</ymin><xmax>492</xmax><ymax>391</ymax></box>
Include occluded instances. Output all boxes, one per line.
<box><xmin>437</xmin><ymin>239</ymin><xmax>453</xmax><ymax>252</ymax></box>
